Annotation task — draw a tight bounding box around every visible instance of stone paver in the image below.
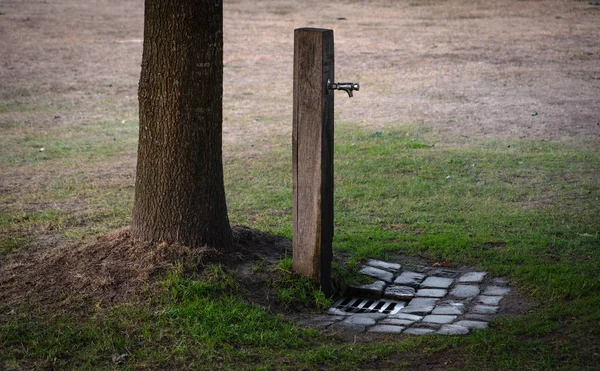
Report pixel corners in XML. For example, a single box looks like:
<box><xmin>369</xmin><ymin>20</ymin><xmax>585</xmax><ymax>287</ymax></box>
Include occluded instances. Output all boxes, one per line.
<box><xmin>366</xmin><ymin>259</ymin><xmax>401</xmax><ymax>272</ymax></box>
<box><xmin>409</xmin><ymin>297</ymin><xmax>438</xmax><ymax>306</ymax></box>
<box><xmin>380</xmin><ymin>318</ymin><xmax>413</xmax><ymax>326</ymax></box>
<box><xmin>404</xmin><ymin>328</ymin><xmax>436</xmax><ymax>335</ymax></box>
<box><xmin>455</xmin><ymin>320</ymin><xmax>488</xmax><ymax>330</ymax></box>
<box><xmin>351</xmin><ymin>313</ymin><xmax>388</xmax><ymax>320</ymax></box>
<box><xmin>458</xmin><ymin>272</ymin><xmax>487</xmax><ymax>283</ymax></box>
<box><xmin>394</xmin><ymin>271</ymin><xmax>426</xmax><ymax>287</ymax></box>
<box><xmin>483</xmin><ymin>286</ymin><xmax>511</xmax><ymax>296</ymax></box>
<box><xmin>368</xmin><ymin>325</ymin><xmax>405</xmax><ymax>333</ymax></box>
<box><xmin>388</xmin><ymin>313</ymin><xmax>423</xmax><ymax>321</ymax></box>
<box><xmin>437</xmin><ymin>324</ymin><xmax>470</xmax><ymax>335</ymax></box>
<box><xmin>450</xmin><ymin>285</ymin><xmax>480</xmax><ymax>298</ymax></box>
<box><xmin>400</xmin><ymin>304</ymin><xmax>435</xmax><ymax>315</ymax></box>
<box><xmin>475</xmin><ymin>295</ymin><xmax>503</xmax><ymax>306</ymax></box>
<box><xmin>421</xmin><ymin>276</ymin><xmax>454</xmax><ymax>288</ymax></box>
<box><xmin>327</xmin><ymin>308</ymin><xmax>351</xmax><ymax>316</ymax></box>
<box><xmin>319</xmin><ymin>258</ymin><xmax>514</xmax><ymax>337</ymax></box>
<box><xmin>432</xmin><ymin>302</ymin><xmax>465</xmax><ymax>315</ymax></box>
<box><xmin>359</xmin><ymin>266</ymin><xmax>394</xmax><ymax>283</ymax></box>
<box><xmin>347</xmin><ymin>280</ymin><xmax>386</xmax><ymax>298</ymax></box>
<box><xmin>422</xmin><ymin>315</ymin><xmax>457</xmax><ymax>324</ymax></box>
<box><xmin>472</xmin><ymin>305</ymin><xmax>499</xmax><ymax>314</ymax></box>
<box><xmin>383</xmin><ymin>285</ymin><xmax>416</xmax><ymax>300</ymax></box>
<box><xmin>336</xmin><ymin>316</ymin><xmax>377</xmax><ymax>332</ymax></box>
<box><xmin>416</xmin><ymin>288</ymin><xmax>447</xmax><ymax>298</ymax></box>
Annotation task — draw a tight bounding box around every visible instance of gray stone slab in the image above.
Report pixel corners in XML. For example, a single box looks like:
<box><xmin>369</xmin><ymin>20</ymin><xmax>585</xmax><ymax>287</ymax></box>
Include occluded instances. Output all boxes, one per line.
<box><xmin>432</xmin><ymin>302</ymin><xmax>466</xmax><ymax>315</ymax></box>
<box><xmin>437</xmin><ymin>324</ymin><xmax>469</xmax><ymax>335</ymax></box>
<box><xmin>409</xmin><ymin>298</ymin><xmax>438</xmax><ymax>306</ymax></box>
<box><xmin>366</xmin><ymin>259</ymin><xmax>401</xmax><ymax>273</ymax></box>
<box><xmin>458</xmin><ymin>272</ymin><xmax>487</xmax><ymax>283</ymax></box>
<box><xmin>455</xmin><ymin>320</ymin><xmax>488</xmax><ymax>330</ymax></box>
<box><xmin>346</xmin><ymin>280</ymin><xmax>386</xmax><ymax>298</ymax></box>
<box><xmin>474</xmin><ymin>295</ymin><xmax>503</xmax><ymax>306</ymax></box>
<box><xmin>416</xmin><ymin>288</ymin><xmax>447</xmax><ymax>298</ymax></box>
<box><xmin>422</xmin><ymin>315</ymin><xmax>457</xmax><ymax>324</ymax></box>
<box><xmin>394</xmin><ymin>271</ymin><xmax>426</xmax><ymax>287</ymax></box>
<box><xmin>383</xmin><ymin>285</ymin><xmax>416</xmax><ymax>300</ymax></box>
<box><xmin>335</xmin><ymin>316</ymin><xmax>377</xmax><ymax>332</ymax></box>
<box><xmin>388</xmin><ymin>313</ymin><xmax>423</xmax><ymax>322</ymax></box>
<box><xmin>359</xmin><ymin>266</ymin><xmax>394</xmax><ymax>283</ymax></box>
<box><xmin>351</xmin><ymin>313</ymin><xmax>389</xmax><ymax>320</ymax></box>
<box><xmin>450</xmin><ymin>285</ymin><xmax>480</xmax><ymax>298</ymax></box>
<box><xmin>483</xmin><ymin>286</ymin><xmax>511</xmax><ymax>296</ymax></box>
<box><xmin>380</xmin><ymin>318</ymin><xmax>418</xmax><ymax>326</ymax></box>
<box><xmin>327</xmin><ymin>308</ymin><xmax>351</xmax><ymax>316</ymax></box>
<box><xmin>472</xmin><ymin>305</ymin><xmax>498</xmax><ymax>314</ymax></box>
<box><xmin>404</xmin><ymin>328</ymin><xmax>436</xmax><ymax>335</ymax></box>
<box><xmin>368</xmin><ymin>325</ymin><xmax>405</xmax><ymax>334</ymax></box>
<box><xmin>400</xmin><ymin>305</ymin><xmax>435</xmax><ymax>315</ymax></box>
<box><xmin>421</xmin><ymin>276</ymin><xmax>454</xmax><ymax>289</ymax></box>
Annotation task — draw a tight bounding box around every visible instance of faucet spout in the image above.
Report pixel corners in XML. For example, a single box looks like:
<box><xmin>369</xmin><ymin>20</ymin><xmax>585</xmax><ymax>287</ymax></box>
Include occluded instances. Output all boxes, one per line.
<box><xmin>328</xmin><ymin>81</ymin><xmax>360</xmax><ymax>97</ymax></box>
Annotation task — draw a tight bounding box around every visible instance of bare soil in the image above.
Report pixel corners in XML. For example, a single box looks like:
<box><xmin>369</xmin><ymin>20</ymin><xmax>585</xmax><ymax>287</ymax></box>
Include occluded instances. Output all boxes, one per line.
<box><xmin>0</xmin><ymin>226</ymin><xmax>291</xmax><ymax>319</ymax></box>
<box><xmin>1</xmin><ymin>0</ymin><xmax>598</xmax><ymax>150</ymax></box>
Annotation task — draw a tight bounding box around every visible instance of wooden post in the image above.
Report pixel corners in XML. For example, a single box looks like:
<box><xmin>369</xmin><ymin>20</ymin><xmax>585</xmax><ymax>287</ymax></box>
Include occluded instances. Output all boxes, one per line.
<box><xmin>292</xmin><ymin>28</ymin><xmax>334</xmax><ymax>295</ymax></box>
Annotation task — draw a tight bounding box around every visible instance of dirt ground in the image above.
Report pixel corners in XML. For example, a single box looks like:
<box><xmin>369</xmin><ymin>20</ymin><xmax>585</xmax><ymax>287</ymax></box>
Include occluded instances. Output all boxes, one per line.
<box><xmin>1</xmin><ymin>0</ymin><xmax>599</xmax><ymax>151</ymax></box>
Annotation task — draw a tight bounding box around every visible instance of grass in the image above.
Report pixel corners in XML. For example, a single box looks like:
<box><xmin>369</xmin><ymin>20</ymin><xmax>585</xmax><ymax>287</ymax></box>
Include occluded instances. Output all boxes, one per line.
<box><xmin>1</xmin><ymin>119</ymin><xmax>599</xmax><ymax>369</ymax></box>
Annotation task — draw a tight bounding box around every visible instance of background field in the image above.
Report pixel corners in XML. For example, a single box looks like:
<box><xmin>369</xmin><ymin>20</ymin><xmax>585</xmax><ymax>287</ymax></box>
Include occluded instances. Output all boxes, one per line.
<box><xmin>1</xmin><ymin>0</ymin><xmax>599</xmax><ymax>369</ymax></box>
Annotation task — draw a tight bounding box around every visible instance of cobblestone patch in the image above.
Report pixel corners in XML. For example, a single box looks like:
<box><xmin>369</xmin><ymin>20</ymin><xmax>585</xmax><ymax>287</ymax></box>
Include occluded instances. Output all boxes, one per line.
<box><xmin>312</xmin><ymin>260</ymin><xmax>513</xmax><ymax>336</ymax></box>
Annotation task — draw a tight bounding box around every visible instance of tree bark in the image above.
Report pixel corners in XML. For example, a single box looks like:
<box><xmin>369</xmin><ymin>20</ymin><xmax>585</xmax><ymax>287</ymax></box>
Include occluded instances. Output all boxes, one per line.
<box><xmin>131</xmin><ymin>0</ymin><xmax>234</xmax><ymax>251</ymax></box>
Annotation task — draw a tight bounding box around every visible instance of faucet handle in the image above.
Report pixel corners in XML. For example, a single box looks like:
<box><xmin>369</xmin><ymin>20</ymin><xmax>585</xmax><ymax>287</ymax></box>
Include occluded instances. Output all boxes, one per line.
<box><xmin>328</xmin><ymin>80</ymin><xmax>360</xmax><ymax>97</ymax></box>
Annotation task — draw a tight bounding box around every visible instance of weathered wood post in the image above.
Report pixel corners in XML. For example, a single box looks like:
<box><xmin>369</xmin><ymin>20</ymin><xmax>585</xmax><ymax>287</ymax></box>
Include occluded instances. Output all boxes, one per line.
<box><xmin>292</xmin><ymin>28</ymin><xmax>335</xmax><ymax>294</ymax></box>
<box><xmin>292</xmin><ymin>28</ymin><xmax>359</xmax><ymax>295</ymax></box>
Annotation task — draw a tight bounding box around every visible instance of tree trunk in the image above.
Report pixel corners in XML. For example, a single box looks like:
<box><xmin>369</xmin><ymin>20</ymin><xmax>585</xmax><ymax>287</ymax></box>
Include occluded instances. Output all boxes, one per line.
<box><xmin>131</xmin><ymin>0</ymin><xmax>233</xmax><ymax>251</ymax></box>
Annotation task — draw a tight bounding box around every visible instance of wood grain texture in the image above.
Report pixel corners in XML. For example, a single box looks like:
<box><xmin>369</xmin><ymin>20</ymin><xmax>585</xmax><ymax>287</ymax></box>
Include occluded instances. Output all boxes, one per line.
<box><xmin>131</xmin><ymin>0</ymin><xmax>233</xmax><ymax>251</ymax></box>
<box><xmin>292</xmin><ymin>28</ymin><xmax>333</xmax><ymax>294</ymax></box>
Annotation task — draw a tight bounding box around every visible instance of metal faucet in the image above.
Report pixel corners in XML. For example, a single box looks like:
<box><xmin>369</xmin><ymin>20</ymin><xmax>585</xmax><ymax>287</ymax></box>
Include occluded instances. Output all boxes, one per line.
<box><xmin>328</xmin><ymin>80</ymin><xmax>360</xmax><ymax>97</ymax></box>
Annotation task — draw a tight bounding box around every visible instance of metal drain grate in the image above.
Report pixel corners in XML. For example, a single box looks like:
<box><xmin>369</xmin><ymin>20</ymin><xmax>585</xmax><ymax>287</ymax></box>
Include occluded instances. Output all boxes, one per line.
<box><xmin>332</xmin><ymin>297</ymin><xmax>405</xmax><ymax>315</ymax></box>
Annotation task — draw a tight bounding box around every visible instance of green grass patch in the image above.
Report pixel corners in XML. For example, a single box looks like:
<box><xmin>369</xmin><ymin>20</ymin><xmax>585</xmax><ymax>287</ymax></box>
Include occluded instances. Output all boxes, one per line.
<box><xmin>0</xmin><ymin>119</ymin><xmax>138</xmax><ymax>168</ymax></box>
<box><xmin>1</xmin><ymin>122</ymin><xmax>599</xmax><ymax>369</ymax></box>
